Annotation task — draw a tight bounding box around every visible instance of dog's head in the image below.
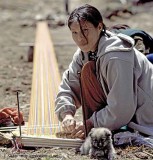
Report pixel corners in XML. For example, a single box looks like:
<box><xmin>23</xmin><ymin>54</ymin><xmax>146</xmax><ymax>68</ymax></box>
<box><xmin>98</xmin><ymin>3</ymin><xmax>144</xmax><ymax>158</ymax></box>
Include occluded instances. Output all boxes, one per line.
<box><xmin>89</xmin><ymin>127</ymin><xmax>112</xmax><ymax>149</ymax></box>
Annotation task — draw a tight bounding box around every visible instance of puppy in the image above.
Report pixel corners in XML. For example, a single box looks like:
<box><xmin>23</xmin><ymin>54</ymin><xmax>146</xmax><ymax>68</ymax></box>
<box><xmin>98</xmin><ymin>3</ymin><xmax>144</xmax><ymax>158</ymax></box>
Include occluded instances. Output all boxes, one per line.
<box><xmin>79</xmin><ymin>127</ymin><xmax>115</xmax><ymax>160</ymax></box>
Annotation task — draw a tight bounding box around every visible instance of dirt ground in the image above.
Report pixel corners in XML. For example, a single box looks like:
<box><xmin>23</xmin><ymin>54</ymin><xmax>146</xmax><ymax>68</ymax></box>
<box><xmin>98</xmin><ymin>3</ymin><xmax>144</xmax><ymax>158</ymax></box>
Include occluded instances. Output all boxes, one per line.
<box><xmin>0</xmin><ymin>0</ymin><xmax>153</xmax><ymax>159</ymax></box>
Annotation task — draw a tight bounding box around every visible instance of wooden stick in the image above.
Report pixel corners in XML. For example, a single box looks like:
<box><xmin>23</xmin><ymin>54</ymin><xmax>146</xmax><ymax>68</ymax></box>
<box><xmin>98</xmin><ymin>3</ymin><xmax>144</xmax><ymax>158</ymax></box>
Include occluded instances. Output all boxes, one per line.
<box><xmin>21</xmin><ymin>136</ymin><xmax>83</xmax><ymax>148</ymax></box>
<box><xmin>17</xmin><ymin>91</ymin><xmax>22</xmax><ymax>139</ymax></box>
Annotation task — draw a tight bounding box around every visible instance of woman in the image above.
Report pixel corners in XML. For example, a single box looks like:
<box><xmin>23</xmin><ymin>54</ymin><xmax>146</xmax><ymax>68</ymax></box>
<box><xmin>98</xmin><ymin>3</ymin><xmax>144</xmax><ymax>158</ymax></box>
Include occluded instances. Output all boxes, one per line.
<box><xmin>55</xmin><ymin>4</ymin><xmax>153</xmax><ymax>139</ymax></box>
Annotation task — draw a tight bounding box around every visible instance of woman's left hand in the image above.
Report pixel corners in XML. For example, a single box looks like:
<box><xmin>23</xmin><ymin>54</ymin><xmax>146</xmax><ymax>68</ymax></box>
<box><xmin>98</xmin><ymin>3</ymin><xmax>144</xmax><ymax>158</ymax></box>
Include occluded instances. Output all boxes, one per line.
<box><xmin>71</xmin><ymin>122</ymin><xmax>85</xmax><ymax>139</ymax></box>
<box><xmin>71</xmin><ymin>120</ymin><xmax>94</xmax><ymax>139</ymax></box>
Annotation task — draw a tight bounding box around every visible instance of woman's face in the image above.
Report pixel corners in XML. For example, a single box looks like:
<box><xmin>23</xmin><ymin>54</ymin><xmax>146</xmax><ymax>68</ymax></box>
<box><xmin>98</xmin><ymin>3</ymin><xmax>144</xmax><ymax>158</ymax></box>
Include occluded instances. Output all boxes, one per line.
<box><xmin>70</xmin><ymin>20</ymin><xmax>102</xmax><ymax>53</ymax></box>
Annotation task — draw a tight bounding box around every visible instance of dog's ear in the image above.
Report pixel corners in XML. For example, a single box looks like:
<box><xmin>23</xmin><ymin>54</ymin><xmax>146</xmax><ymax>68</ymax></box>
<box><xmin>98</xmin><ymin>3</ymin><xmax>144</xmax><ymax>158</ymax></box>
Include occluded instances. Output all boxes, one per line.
<box><xmin>105</xmin><ymin>129</ymin><xmax>112</xmax><ymax>138</ymax></box>
<box><xmin>88</xmin><ymin>128</ymin><xmax>95</xmax><ymax>137</ymax></box>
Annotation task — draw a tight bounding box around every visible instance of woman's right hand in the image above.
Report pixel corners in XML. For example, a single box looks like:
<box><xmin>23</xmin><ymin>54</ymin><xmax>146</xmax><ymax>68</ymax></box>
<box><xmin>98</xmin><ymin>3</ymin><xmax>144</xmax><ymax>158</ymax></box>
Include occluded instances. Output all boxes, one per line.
<box><xmin>62</xmin><ymin>114</ymin><xmax>76</xmax><ymax>133</ymax></box>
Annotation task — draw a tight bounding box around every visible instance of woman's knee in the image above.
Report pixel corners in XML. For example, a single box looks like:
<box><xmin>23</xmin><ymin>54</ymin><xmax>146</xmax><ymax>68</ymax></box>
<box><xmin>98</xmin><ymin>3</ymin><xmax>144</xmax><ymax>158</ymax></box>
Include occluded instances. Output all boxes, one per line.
<box><xmin>146</xmin><ymin>53</ymin><xmax>153</xmax><ymax>64</ymax></box>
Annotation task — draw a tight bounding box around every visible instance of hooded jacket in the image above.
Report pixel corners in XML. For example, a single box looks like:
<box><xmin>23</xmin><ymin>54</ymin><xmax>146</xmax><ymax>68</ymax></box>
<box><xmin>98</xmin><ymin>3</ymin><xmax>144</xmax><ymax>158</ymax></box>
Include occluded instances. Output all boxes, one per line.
<box><xmin>55</xmin><ymin>31</ymin><xmax>153</xmax><ymax>136</ymax></box>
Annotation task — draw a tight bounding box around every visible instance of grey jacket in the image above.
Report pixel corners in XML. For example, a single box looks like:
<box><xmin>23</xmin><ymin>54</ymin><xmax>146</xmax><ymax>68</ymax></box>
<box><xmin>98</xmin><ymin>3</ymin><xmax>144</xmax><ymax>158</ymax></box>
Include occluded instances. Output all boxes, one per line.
<box><xmin>55</xmin><ymin>31</ymin><xmax>153</xmax><ymax>136</ymax></box>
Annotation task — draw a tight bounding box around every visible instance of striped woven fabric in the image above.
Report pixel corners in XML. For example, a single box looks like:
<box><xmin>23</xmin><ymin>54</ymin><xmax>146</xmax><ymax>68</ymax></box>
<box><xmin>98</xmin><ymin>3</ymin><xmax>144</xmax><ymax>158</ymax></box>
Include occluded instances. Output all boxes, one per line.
<box><xmin>27</xmin><ymin>21</ymin><xmax>61</xmax><ymax>137</ymax></box>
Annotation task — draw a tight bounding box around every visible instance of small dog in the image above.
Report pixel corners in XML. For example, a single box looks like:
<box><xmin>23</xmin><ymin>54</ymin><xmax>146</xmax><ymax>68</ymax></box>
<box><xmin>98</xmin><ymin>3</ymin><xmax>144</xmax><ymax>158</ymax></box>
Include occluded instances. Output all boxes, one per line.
<box><xmin>79</xmin><ymin>127</ymin><xmax>115</xmax><ymax>160</ymax></box>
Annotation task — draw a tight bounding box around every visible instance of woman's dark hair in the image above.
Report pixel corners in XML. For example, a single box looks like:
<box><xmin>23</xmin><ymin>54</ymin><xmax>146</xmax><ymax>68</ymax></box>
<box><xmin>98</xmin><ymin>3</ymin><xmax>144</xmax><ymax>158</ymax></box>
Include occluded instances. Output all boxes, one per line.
<box><xmin>68</xmin><ymin>4</ymin><xmax>106</xmax><ymax>37</ymax></box>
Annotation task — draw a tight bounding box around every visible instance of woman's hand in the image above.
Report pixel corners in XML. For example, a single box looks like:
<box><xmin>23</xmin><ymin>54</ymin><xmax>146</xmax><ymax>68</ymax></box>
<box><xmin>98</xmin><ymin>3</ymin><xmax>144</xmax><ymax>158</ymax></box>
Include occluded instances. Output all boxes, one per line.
<box><xmin>71</xmin><ymin>120</ymin><xmax>94</xmax><ymax>139</ymax></box>
<box><xmin>62</xmin><ymin>114</ymin><xmax>76</xmax><ymax>133</ymax></box>
<box><xmin>71</xmin><ymin>122</ymin><xmax>85</xmax><ymax>139</ymax></box>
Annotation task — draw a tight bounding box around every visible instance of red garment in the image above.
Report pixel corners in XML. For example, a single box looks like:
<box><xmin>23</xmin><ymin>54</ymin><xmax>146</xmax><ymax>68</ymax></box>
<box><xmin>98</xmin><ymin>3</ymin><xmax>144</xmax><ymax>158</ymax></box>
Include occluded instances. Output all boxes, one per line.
<box><xmin>81</xmin><ymin>61</ymin><xmax>107</xmax><ymax>120</ymax></box>
<box><xmin>0</xmin><ymin>107</ymin><xmax>24</xmax><ymax>125</ymax></box>
<box><xmin>80</xmin><ymin>61</ymin><xmax>107</xmax><ymax>134</ymax></box>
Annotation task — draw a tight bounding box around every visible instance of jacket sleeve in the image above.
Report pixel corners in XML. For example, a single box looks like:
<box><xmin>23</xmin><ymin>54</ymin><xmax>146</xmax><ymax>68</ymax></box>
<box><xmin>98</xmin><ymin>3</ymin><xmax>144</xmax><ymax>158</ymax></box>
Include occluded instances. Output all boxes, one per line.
<box><xmin>90</xmin><ymin>57</ymin><xmax>137</xmax><ymax>130</ymax></box>
<box><xmin>55</xmin><ymin>49</ymin><xmax>83</xmax><ymax>121</ymax></box>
